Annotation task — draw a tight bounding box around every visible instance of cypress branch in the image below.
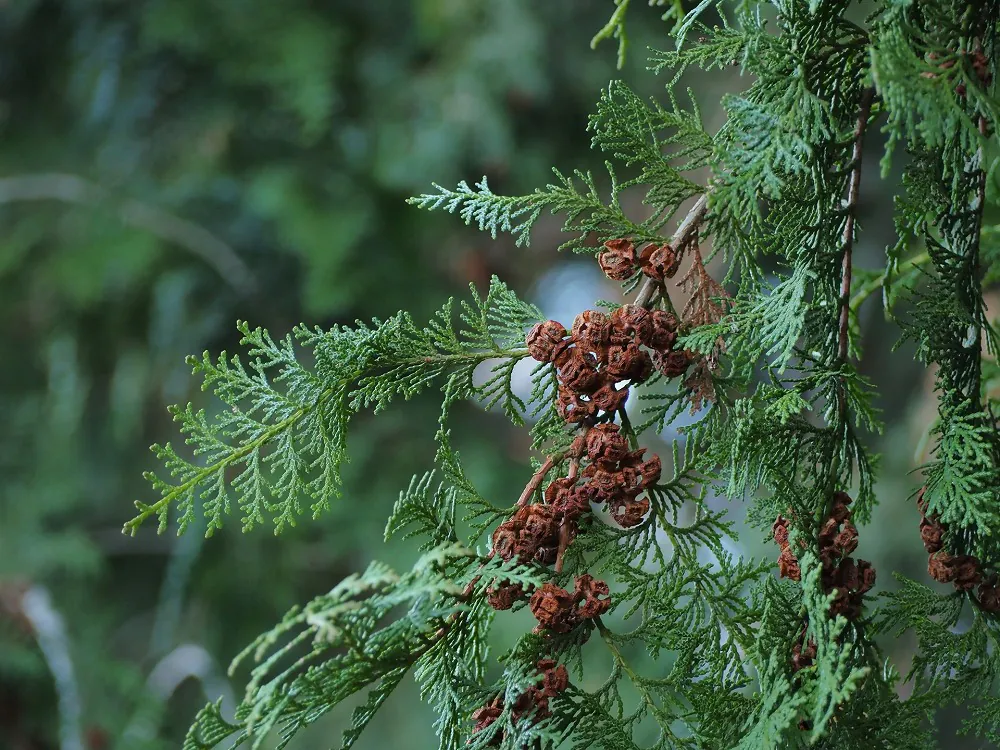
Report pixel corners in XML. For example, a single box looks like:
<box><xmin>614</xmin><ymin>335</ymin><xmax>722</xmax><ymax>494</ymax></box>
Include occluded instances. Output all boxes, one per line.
<box><xmin>134</xmin><ymin>3</ymin><xmax>1000</xmax><ymax>747</ymax></box>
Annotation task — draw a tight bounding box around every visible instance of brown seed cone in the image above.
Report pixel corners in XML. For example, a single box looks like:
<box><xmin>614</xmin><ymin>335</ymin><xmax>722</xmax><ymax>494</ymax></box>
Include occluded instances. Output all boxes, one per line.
<box><xmin>590</xmin><ymin>382</ymin><xmax>630</xmax><ymax>412</ymax></box>
<box><xmin>573</xmin><ymin>574</ymin><xmax>612</xmax><ymax>619</ymax></box>
<box><xmin>919</xmin><ymin>518</ymin><xmax>944</xmax><ymax>554</ymax></box>
<box><xmin>492</xmin><ymin>522</ymin><xmax>521</xmax><ymax>561</ymax></box>
<box><xmin>611</xmin><ymin>304</ymin><xmax>653</xmax><ymax>343</ymax></box>
<box><xmin>817</xmin><ymin>517</ymin><xmax>840</xmax><ymax>548</ymax></box>
<box><xmin>833</xmin><ymin>524</ymin><xmax>859</xmax><ymax>556</ymax></box>
<box><xmin>544</xmin><ymin>477</ymin><xmax>577</xmax><ymax>507</ymax></box>
<box><xmin>857</xmin><ymin>559</ymin><xmax>876</xmax><ymax>594</ymax></box>
<box><xmin>978</xmin><ymin>581</ymin><xmax>1000</xmax><ymax>613</ymax></box>
<box><xmin>606</xmin><ymin>343</ymin><xmax>654</xmax><ymax>383</ymax></box>
<box><xmin>830</xmin><ymin>587</ymin><xmax>864</xmax><ymax>621</ymax></box>
<box><xmin>486</xmin><ymin>582</ymin><xmax>525</xmax><ymax>610</ymax></box>
<box><xmin>838</xmin><ymin>558</ymin><xmax>860</xmax><ymax>590</ymax></box>
<box><xmin>585</xmin><ymin>423</ymin><xmax>629</xmax><ymax>465</ymax></box>
<box><xmin>623</xmin><ymin>447</ymin><xmax>647</xmax><ymax>464</ymax></box>
<box><xmin>557</xmin><ymin>348</ymin><xmax>603</xmax><ymax>393</ymax></box>
<box><xmin>526</xmin><ymin>320</ymin><xmax>567</xmax><ymax>363</ymax></box>
<box><xmin>652</xmin><ymin>349</ymin><xmax>692</xmax><ymax>378</ymax></box>
<box><xmin>471</xmin><ymin>703</ymin><xmax>503</xmax><ymax>742</ymax></box>
<box><xmin>520</xmin><ymin>504</ymin><xmax>558</xmax><ymax>545</ymax></box>
<box><xmin>609</xmin><ymin>496</ymin><xmax>649</xmax><ymax>528</ymax></box>
<box><xmin>639</xmin><ymin>454</ymin><xmax>662</xmax><ymax>488</ymax></box>
<box><xmin>571</xmin><ymin>310</ymin><xmax>613</xmax><ymax>348</ymax></box>
<box><xmin>952</xmin><ymin>554</ymin><xmax>983</xmax><ymax>592</ymax></box>
<box><xmin>928</xmin><ymin>552</ymin><xmax>957</xmax><ymax>584</ymax></box>
<box><xmin>557</xmin><ymin>384</ymin><xmax>595</xmax><ymax>424</ymax></box>
<box><xmin>830</xmin><ymin>492</ymin><xmax>853</xmax><ymax>523</ymax></box>
<box><xmin>619</xmin><ymin>464</ymin><xmax>644</xmax><ymax>493</ymax></box>
<box><xmin>554</xmin><ymin>485</ymin><xmax>594</xmax><ymax>524</ymax></box>
<box><xmin>510</xmin><ymin>691</ymin><xmax>536</xmax><ymax>722</ymax></box>
<box><xmin>599</xmin><ymin>250</ymin><xmax>637</xmax><ymax>281</ymax></box>
<box><xmin>536</xmin><ymin>659</ymin><xmax>570</xmax><ymax>697</ymax></box>
<box><xmin>584</xmin><ymin>467</ymin><xmax>624</xmax><ymax>503</ymax></box>
<box><xmin>530</xmin><ymin>582</ymin><xmax>578</xmax><ymax>633</ymax></box>
<box><xmin>602</xmin><ymin>238</ymin><xmax>636</xmax><ymax>260</ymax></box>
<box><xmin>550</xmin><ymin>338</ymin><xmax>576</xmax><ymax>367</ymax></box>
<box><xmin>778</xmin><ymin>546</ymin><xmax>801</xmax><ymax>581</ymax></box>
<box><xmin>644</xmin><ymin>310</ymin><xmax>680</xmax><ymax>351</ymax></box>
<box><xmin>638</xmin><ymin>242</ymin><xmax>682</xmax><ymax>280</ymax></box>
<box><xmin>772</xmin><ymin>516</ymin><xmax>790</xmax><ymax>548</ymax></box>
<box><xmin>828</xmin><ymin>585</ymin><xmax>852</xmax><ymax>616</ymax></box>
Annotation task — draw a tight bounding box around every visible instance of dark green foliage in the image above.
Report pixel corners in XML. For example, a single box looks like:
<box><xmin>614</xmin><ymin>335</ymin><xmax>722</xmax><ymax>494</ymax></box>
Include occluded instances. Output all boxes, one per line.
<box><xmin>126</xmin><ymin>1</ymin><xmax>1000</xmax><ymax>748</ymax></box>
<box><xmin>182</xmin><ymin>547</ymin><xmax>514</xmax><ymax>749</ymax></box>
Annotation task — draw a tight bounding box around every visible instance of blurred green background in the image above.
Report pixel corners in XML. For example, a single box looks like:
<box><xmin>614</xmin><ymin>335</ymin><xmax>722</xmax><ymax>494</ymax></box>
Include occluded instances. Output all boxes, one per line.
<box><xmin>0</xmin><ymin>1</ymin><xmax>953</xmax><ymax>748</ymax></box>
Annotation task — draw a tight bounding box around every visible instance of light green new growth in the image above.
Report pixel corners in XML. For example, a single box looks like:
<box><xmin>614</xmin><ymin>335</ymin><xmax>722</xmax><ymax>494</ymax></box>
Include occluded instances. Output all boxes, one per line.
<box><xmin>127</xmin><ymin>277</ymin><xmax>540</xmax><ymax>536</ymax></box>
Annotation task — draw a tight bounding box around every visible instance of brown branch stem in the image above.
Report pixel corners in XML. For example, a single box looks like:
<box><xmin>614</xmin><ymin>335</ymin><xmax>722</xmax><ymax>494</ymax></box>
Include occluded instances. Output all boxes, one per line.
<box><xmin>973</xmin><ymin>114</ymin><xmax>989</xmax><ymax>405</ymax></box>
<box><xmin>516</xmin><ymin>455</ymin><xmax>557</xmax><ymax>508</ymax></box>
<box><xmin>634</xmin><ymin>193</ymin><xmax>710</xmax><ymax>309</ymax></box>
<box><xmin>836</xmin><ymin>87</ymin><xmax>875</xmax><ymax>423</ymax></box>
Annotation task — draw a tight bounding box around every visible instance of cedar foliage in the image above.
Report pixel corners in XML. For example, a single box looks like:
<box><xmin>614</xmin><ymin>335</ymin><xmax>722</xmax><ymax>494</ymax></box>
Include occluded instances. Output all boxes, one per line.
<box><xmin>131</xmin><ymin>1</ymin><xmax>1000</xmax><ymax>747</ymax></box>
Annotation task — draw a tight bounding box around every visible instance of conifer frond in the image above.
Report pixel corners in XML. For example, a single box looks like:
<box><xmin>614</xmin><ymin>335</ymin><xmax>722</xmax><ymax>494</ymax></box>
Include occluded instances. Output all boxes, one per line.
<box><xmin>185</xmin><ymin>547</ymin><xmax>480</xmax><ymax>750</ymax></box>
<box><xmin>408</xmin><ymin>168</ymin><xmax>662</xmax><ymax>254</ymax></box>
<box><xmin>590</xmin><ymin>0</ymin><xmax>632</xmax><ymax>69</ymax></box>
<box><xmin>650</xmin><ymin>15</ymin><xmax>765</xmax><ymax>80</ymax></box>
<box><xmin>384</xmin><ymin>471</ymin><xmax>457</xmax><ymax>549</ymax></box>
<box><xmin>130</xmin><ymin>277</ymin><xmax>540</xmax><ymax>536</ymax></box>
<box><xmin>876</xmin><ymin>574</ymin><xmax>1000</xmax><ymax>738</ymax></box>
<box><xmin>922</xmin><ymin>400</ymin><xmax>1000</xmax><ymax>535</ymax></box>
<box><xmin>872</xmin><ymin>2</ymin><xmax>1000</xmax><ymax>170</ymax></box>
<box><xmin>587</xmin><ymin>81</ymin><xmax>709</xmax><ymax>228</ymax></box>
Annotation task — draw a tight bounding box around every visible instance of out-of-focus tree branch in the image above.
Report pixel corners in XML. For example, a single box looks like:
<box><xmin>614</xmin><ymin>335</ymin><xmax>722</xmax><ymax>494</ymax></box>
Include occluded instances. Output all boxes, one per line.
<box><xmin>0</xmin><ymin>173</ymin><xmax>255</xmax><ymax>294</ymax></box>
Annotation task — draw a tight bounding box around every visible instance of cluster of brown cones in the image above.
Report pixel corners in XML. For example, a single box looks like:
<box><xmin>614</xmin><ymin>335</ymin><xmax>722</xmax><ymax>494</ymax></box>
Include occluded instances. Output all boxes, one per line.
<box><xmin>529</xmin><ymin>574</ymin><xmax>611</xmax><ymax>634</ymax></box>
<box><xmin>598</xmin><ymin>237</ymin><xmax>682</xmax><ymax>283</ymax></box>
<box><xmin>773</xmin><ymin>492</ymin><xmax>876</xmax><ymax>672</ymax></box>
<box><xmin>470</xmin><ymin>225</ymin><xmax>731</xmax><ymax>743</ymax></box>
<box><xmin>487</xmin><ymin>423</ymin><xmax>660</xmax><ymax>614</ymax></box>
<box><xmin>918</xmin><ymin>489</ymin><xmax>1000</xmax><ymax>613</ymax></box>
<box><xmin>471</xmin><ymin>659</ymin><xmax>569</xmax><ymax>746</ymax></box>
<box><xmin>526</xmin><ymin>304</ymin><xmax>690</xmax><ymax>426</ymax></box>
<box><xmin>474</xmin><ymin>301</ymin><xmax>675</xmax><ymax>741</ymax></box>
<box><xmin>774</xmin><ymin>492</ymin><xmax>875</xmax><ymax>623</ymax></box>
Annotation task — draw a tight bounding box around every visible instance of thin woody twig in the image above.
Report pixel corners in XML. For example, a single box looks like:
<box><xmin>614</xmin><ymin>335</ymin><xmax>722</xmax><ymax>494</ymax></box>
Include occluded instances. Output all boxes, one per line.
<box><xmin>554</xmin><ymin>523</ymin><xmax>573</xmax><ymax>573</ymax></box>
<box><xmin>828</xmin><ymin>86</ymin><xmax>874</xmax><ymax>519</ymax></box>
<box><xmin>567</xmin><ymin>457</ymin><xmax>580</xmax><ymax>481</ymax></box>
<box><xmin>836</xmin><ymin>87</ymin><xmax>876</xmax><ymax>384</ymax></box>
<box><xmin>516</xmin><ymin>455</ymin><xmax>557</xmax><ymax>508</ymax></box>
<box><xmin>634</xmin><ymin>193</ymin><xmax>710</xmax><ymax>309</ymax></box>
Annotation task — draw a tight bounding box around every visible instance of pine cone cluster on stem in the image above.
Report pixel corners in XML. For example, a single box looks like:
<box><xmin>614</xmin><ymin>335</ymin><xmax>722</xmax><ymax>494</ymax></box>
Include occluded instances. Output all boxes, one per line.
<box><xmin>917</xmin><ymin>488</ymin><xmax>1000</xmax><ymax>612</ymax></box>
<box><xmin>471</xmin><ymin>659</ymin><xmax>570</xmax><ymax>745</ymax></box>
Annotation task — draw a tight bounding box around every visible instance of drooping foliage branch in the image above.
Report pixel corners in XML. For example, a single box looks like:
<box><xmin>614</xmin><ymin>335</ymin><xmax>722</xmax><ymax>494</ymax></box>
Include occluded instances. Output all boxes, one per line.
<box><xmin>129</xmin><ymin>2</ymin><xmax>1000</xmax><ymax>747</ymax></box>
